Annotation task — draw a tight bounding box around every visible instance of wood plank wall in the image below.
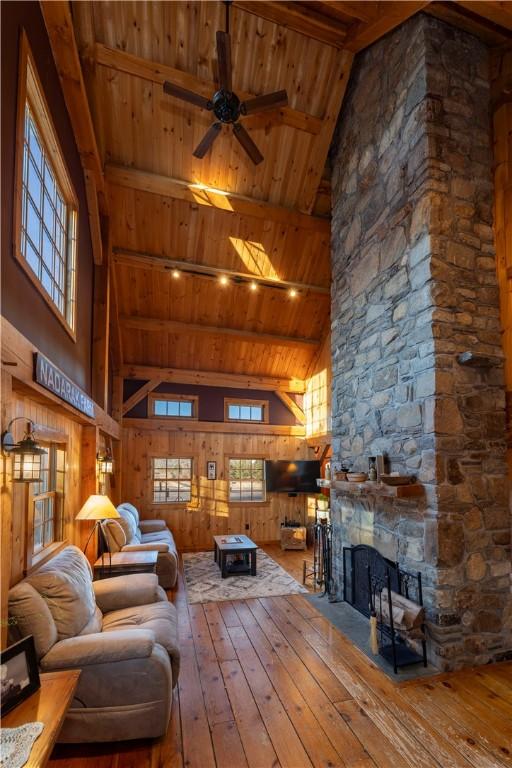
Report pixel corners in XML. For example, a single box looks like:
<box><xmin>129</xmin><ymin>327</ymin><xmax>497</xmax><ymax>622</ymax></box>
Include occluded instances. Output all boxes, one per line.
<box><xmin>8</xmin><ymin>391</ymin><xmax>83</xmax><ymax>586</ymax></box>
<box><xmin>121</xmin><ymin>426</ymin><xmax>312</xmax><ymax>550</ymax></box>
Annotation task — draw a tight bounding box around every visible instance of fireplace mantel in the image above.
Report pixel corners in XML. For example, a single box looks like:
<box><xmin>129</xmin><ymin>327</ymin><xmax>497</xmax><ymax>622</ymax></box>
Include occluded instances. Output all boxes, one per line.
<box><xmin>331</xmin><ymin>480</ymin><xmax>424</xmax><ymax>499</ymax></box>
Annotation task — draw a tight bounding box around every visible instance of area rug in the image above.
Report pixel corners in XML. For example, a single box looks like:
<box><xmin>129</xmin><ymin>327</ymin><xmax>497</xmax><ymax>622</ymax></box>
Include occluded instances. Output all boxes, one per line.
<box><xmin>182</xmin><ymin>549</ymin><xmax>308</xmax><ymax>604</ymax></box>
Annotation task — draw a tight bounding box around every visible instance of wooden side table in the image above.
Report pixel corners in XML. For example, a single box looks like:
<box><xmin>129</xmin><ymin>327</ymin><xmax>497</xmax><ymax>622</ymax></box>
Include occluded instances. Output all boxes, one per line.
<box><xmin>280</xmin><ymin>525</ymin><xmax>307</xmax><ymax>550</ymax></box>
<box><xmin>1</xmin><ymin>669</ymin><xmax>80</xmax><ymax>767</ymax></box>
<box><xmin>93</xmin><ymin>550</ymin><xmax>158</xmax><ymax>579</ymax></box>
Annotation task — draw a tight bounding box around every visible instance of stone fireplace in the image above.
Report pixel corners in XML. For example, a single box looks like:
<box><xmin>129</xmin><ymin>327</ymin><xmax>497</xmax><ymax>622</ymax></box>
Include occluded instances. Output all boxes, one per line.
<box><xmin>330</xmin><ymin>13</ymin><xmax>511</xmax><ymax>670</ymax></box>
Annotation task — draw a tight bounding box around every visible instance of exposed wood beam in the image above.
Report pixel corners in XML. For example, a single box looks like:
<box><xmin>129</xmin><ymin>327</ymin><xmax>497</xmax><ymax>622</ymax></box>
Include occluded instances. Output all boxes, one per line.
<box><xmin>275</xmin><ymin>391</ymin><xmax>306</xmax><ymax>425</ymax></box>
<box><xmin>91</xmin><ymin>217</ymin><xmax>110</xmax><ymax>409</ymax></box>
<box><xmin>112</xmin><ymin>248</ymin><xmax>330</xmax><ymax>296</ymax></box>
<box><xmin>343</xmin><ymin>2</ymin><xmax>431</xmax><ymax>52</ymax></box>
<box><xmin>121</xmin><ymin>365</ymin><xmax>306</xmax><ymax>394</ymax></box>
<box><xmin>426</xmin><ymin>2</ymin><xmax>512</xmax><ymax>45</ymax></box>
<box><xmin>105</xmin><ymin>164</ymin><xmax>329</xmax><ymax>234</ymax></box>
<box><xmin>456</xmin><ymin>1</ymin><xmax>512</xmax><ymax>32</ymax></box>
<box><xmin>120</xmin><ymin>315</ymin><xmax>321</xmax><ymax>349</ymax></box>
<box><xmin>233</xmin><ymin>1</ymin><xmax>349</xmax><ymax>48</ymax></box>
<box><xmin>301</xmin><ymin>49</ymin><xmax>353</xmax><ymax>213</ymax></box>
<box><xmin>122</xmin><ymin>378</ymin><xmax>164</xmax><ymax>416</ymax></box>
<box><xmin>322</xmin><ymin>2</ymin><xmax>379</xmax><ymax>23</ymax></box>
<box><xmin>92</xmin><ymin>43</ymin><xmax>322</xmax><ymax>136</ymax></box>
<box><xmin>84</xmin><ymin>172</ymin><xmax>103</xmax><ymax>265</ymax></box>
<box><xmin>39</xmin><ymin>1</ymin><xmax>104</xmax><ymax>192</ymax></box>
<box><xmin>109</xmin><ymin>256</ymin><xmax>123</xmax><ymax>371</ymax></box>
<box><xmin>122</xmin><ymin>417</ymin><xmax>305</xmax><ymax>437</ymax></box>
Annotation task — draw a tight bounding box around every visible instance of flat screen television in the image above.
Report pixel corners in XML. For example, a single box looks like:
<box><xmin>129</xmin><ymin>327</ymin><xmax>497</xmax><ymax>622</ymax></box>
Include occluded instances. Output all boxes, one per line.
<box><xmin>265</xmin><ymin>460</ymin><xmax>321</xmax><ymax>494</ymax></box>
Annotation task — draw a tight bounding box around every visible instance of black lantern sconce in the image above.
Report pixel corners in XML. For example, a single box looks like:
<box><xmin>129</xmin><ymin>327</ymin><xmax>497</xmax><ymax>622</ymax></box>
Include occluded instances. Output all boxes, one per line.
<box><xmin>2</xmin><ymin>418</ymin><xmax>47</xmax><ymax>483</ymax></box>
<box><xmin>96</xmin><ymin>451</ymin><xmax>114</xmax><ymax>477</ymax></box>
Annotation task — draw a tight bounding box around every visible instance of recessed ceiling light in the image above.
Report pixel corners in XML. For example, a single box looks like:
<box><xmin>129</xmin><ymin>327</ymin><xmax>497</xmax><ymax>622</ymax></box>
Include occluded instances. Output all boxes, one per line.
<box><xmin>289</xmin><ymin>288</ymin><xmax>297</xmax><ymax>298</ymax></box>
<box><xmin>172</xmin><ymin>269</ymin><xmax>180</xmax><ymax>278</ymax></box>
<box><xmin>250</xmin><ymin>281</ymin><xmax>258</xmax><ymax>291</ymax></box>
<box><xmin>219</xmin><ymin>275</ymin><xmax>229</xmax><ymax>286</ymax></box>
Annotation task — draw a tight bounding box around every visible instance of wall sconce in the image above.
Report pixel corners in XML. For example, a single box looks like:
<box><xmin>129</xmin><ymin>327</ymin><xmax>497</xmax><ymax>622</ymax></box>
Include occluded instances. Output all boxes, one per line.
<box><xmin>97</xmin><ymin>451</ymin><xmax>114</xmax><ymax>476</ymax></box>
<box><xmin>2</xmin><ymin>418</ymin><xmax>47</xmax><ymax>482</ymax></box>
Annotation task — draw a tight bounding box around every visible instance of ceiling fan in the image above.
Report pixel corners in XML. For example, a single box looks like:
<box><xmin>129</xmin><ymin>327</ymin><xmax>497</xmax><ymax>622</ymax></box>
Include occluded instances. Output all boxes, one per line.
<box><xmin>163</xmin><ymin>0</ymin><xmax>288</xmax><ymax>165</ymax></box>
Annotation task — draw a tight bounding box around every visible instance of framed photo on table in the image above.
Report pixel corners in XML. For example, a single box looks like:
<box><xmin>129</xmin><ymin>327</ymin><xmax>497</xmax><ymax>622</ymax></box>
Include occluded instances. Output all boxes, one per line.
<box><xmin>207</xmin><ymin>461</ymin><xmax>216</xmax><ymax>480</ymax></box>
<box><xmin>0</xmin><ymin>635</ymin><xmax>40</xmax><ymax>715</ymax></box>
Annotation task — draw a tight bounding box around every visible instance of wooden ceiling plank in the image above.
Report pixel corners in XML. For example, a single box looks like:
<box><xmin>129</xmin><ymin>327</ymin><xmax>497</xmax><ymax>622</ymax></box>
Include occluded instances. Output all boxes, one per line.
<box><xmin>40</xmin><ymin>1</ymin><xmax>104</xmax><ymax>192</ymax></box>
<box><xmin>120</xmin><ymin>315</ymin><xmax>321</xmax><ymax>349</ymax></box>
<box><xmin>122</xmin><ymin>377</ymin><xmax>164</xmax><ymax>416</ymax></box>
<box><xmin>233</xmin><ymin>1</ymin><xmax>349</xmax><ymax>48</ymax></box>
<box><xmin>425</xmin><ymin>2</ymin><xmax>512</xmax><ymax>46</ymax></box>
<box><xmin>112</xmin><ymin>248</ymin><xmax>330</xmax><ymax>295</ymax></box>
<box><xmin>300</xmin><ymin>48</ymin><xmax>353</xmax><ymax>213</ymax></box>
<box><xmin>275</xmin><ymin>391</ymin><xmax>306</xmax><ymax>425</ymax></box>
<box><xmin>105</xmin><ymin>164</ymin><xmax>329</xmax><ymax>233</ymax></box>
<box><xmin>92</xmin><ymin>42</ymin><xmax>322</xmax><ymax>136</ymax></box>
<box><xmin>343</xmin><ymin>2</ymin><xmax>431</xmax><ymax>52</ymax></box>
<box><xmin>121</xmin><ymin>365</ymin><xmax>306</xmax><ymax>394</ymax></box>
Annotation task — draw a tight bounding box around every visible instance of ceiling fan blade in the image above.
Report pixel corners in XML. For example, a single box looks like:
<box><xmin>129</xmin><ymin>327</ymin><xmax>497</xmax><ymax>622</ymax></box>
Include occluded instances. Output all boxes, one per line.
<box><xmin>232</xmin><ymin>123</ymin><xmax>263</xmax><ymax>165</ymax></box>
<box><xmin>241</xmin><ymin>89</ymin><xmax>288</xmax><ymax>115</ymax></box>
<box><xmin>193</xmin><ymin>123</ymin><xmax>222</xmax><ymax>159</ymax></box>
<box><xmin>216</xmin><ymin>30</ymin><xmax>232</xmax><ymax>92</ymax></box>
<box><xmin>163</xmin><ymin>81</ymin><xmax>212</xmax><ymax>111</ymax></box>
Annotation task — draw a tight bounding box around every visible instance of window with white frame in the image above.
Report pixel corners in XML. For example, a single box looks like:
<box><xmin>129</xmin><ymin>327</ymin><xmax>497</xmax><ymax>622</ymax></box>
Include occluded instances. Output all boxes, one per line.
<box><xmin>15</xmin><ymin>33</ymin><xmax>78</xmax><ymax>335</ymax></box>
<box><xmin>228</xmin><ymin>458</ymin><xmax>265</xmax><ymax>502</ymax></box>
<box><xmin>152</xmin><ymin>457</ymin><xmax>193</xmax><ymax>503</ymax></box>
<box><xmin>30</xmin><ymin>444</ymin><xmax>65</xmax><ymax>556</ymax></box>
<box><xmin>149</xmin><ymin>394</ymin><xmax>197</xmax><ymax>419</ymax></box>
<box><xmin>225</xmin><ymin>399</ymin><xmax>268</xmax><ymax>423</ymax></box>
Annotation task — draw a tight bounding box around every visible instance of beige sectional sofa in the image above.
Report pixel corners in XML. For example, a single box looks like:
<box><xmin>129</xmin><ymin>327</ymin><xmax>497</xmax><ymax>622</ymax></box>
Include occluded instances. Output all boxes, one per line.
<box><xmin>102</xmin><ymin>502</ymin><xmax>178</xmax><ymax>589</ymax></box>
<box><xmin>8</xmin><ymin>546</ymin><xmax>179</xmax><ymax>742</ymax></box>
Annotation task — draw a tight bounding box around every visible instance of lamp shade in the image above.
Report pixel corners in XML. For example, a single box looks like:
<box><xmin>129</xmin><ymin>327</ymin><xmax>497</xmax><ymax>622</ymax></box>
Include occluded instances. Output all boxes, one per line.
<box><xmin>76</xmin><ymin>495</ymin><xmax>120</xmax><ymax>521</ymax></box>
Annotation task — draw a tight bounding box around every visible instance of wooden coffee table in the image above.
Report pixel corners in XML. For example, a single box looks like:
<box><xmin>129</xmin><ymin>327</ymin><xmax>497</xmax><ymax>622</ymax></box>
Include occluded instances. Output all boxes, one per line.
<box><xmin>213</xmin><ymin>535</ymin><xmax>257</xmax><ymax>578</ymax></box>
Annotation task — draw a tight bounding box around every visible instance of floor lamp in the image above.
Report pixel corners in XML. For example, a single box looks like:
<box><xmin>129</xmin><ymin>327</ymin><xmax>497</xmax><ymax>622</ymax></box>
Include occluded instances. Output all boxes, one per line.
<box><xmin>76</xmin><ymin>495</ymin><xmax>120</xmax><ymax>574</ymax></box>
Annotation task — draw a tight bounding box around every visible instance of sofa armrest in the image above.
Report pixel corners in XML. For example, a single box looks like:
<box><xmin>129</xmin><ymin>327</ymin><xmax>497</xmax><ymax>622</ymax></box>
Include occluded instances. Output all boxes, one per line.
<box><xmin>139</xmin><ymin>519</ymin><xmax>167</xmax><ymax>533</ymax></box>
<box><xmin>40</xmin><ymin>629</ymin><xmax>155</xmax><ymax>670</ymax></box>
<box><xmin>121</xmin><ymin>542</ymin><xmax>170</xmax><ymax>553</ymax></box>
<box><xmin>93</xmin><ymin>573</ymin><xmax>164</xmax><ymax>612</ymax></box>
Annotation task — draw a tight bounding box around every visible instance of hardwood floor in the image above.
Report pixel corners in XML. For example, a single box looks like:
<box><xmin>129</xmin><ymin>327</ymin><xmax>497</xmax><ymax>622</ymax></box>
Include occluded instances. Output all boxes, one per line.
<box><xmin>49</xmin><ymin>545</ymin><xmax>512</xmax><ymax>768</ymax></box>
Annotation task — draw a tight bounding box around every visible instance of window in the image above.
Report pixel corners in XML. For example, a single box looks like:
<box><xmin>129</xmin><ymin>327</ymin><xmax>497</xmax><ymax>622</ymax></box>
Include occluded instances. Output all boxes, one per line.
<box><xmin>30</xmin><ymin>444</ymin><xmax>65</xmax><ymax>556</ymax></box>
<box><xmin>228</xmin><ymin>458</ymin><xmax>265</xmax><ymax>502</ymax></box>
<box><xmin>225</xmin><ymin>399</ymin><xmax>268</xmax><ymax>423</ymax></box>
<box><xmin>152</xmin><ymin>458</ymin><xmax>192</xmax><ymax>503</ymax></box>
<box><xmin>149</xmin><ymin>394</ymin><xmax>197</xmax><ymax>419</ymax></box>
<box><xmin>15</xmin><ymin>32</ymin><xmax>78</xmax><ymax>336</ymax></box>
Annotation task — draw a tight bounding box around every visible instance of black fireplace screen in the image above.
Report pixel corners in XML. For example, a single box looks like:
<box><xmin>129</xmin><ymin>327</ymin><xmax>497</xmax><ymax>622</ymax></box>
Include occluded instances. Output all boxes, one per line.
<box><xmin>343</xmin><ymin>544</ymin><xmax>399</xmax><ymax>617</ymax></box>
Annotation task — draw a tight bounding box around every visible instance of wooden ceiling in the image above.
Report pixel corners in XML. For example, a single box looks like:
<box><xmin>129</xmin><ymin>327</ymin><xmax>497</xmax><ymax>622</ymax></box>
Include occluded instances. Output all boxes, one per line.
<box><xmin>60</xmin><ymin>0</ymin><xmax>512</xmax><ymax>381</ymax></box>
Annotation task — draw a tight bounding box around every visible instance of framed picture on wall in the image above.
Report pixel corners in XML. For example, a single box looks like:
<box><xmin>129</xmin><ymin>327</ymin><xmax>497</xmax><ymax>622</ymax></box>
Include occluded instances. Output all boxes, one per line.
<box><xmin>207</xmin><ymin>461</ymin><xmax>216</xmax><ymax>480</ymax></box>
<box><xmin>0</xmin><ymin>635</ymin><xmax>40</xmax><ymax>715</ymax></box>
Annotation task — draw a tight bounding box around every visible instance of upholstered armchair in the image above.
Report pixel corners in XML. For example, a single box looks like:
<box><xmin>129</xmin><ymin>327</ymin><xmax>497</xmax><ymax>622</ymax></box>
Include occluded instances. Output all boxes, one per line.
<box><xmin>8</xmin><ymin>546</ymin><xmax>179</xmax><ymax>743</ymax></box>
<box><xmin>102</xmin><ymin>502</ymin><xmax>178</xmax><ymax>588</ymax></box>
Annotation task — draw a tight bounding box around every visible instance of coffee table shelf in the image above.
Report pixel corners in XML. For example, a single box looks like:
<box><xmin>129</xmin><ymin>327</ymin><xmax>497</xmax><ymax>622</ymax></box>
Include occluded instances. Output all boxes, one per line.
<box><xmin>213</xmin><ymin>535</ymin><xmax>257</xmax><ymax>578</ymax></box>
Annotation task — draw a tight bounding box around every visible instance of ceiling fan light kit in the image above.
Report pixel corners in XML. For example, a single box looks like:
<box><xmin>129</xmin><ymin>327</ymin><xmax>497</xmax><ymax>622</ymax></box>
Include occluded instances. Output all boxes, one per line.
<box><xmin>163</xmin><ymin>1</ymin><xmax>288</xmax><ymax>164</ymax></box>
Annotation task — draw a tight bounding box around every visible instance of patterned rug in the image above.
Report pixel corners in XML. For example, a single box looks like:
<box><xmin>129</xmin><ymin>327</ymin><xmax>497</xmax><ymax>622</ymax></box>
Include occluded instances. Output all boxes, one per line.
<box><xmin>182</xmin><ymin>549</ymin><xmax>308</xmax><ymax>604</ymax></box>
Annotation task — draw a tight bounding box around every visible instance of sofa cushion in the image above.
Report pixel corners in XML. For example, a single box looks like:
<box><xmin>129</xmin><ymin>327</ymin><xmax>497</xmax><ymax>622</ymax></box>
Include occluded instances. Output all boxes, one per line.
<box><xmin>141</xmin><ymin>529</ymin><xmax>176</xmax><ymax>551</ymax></box>
<box><xmin>8</xmin><ymin>582</ymin><xmax>58</xmax><ymax>659</ymax></box>
<box><xmin>102</xmin><ymin>519</ymin><xmax>127</xmax><ymax>553</ymax></box>
<box><xmin>79</xmin><ymin>606</ymin><xmax>103</xmax><ymax>636</ymax></box>
<box><xmin>25</xmin><ymin>545</ymin><xmax>97</xmax><ymax>640</ymax></box>
<box><xmin>118</xmin><ymin>509</ymin><xmax>141</xmax><ymax>545</ymax></box>
<box><xmin>102</xmin><ymin>601</ymin><xmax>180</xmax><ymax>681</ymax></box>
<box><xmin>117</xmin><ymin>503</ymin><xmax>140</xmax><ymax>529</ymax></box>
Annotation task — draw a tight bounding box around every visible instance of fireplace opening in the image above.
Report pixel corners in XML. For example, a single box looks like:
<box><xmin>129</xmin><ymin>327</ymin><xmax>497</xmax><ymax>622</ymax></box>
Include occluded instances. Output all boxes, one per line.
<box><xmin>343</xmin><ymin>544</ymin><xmax>427</xmax><ymax>673</ymax></box>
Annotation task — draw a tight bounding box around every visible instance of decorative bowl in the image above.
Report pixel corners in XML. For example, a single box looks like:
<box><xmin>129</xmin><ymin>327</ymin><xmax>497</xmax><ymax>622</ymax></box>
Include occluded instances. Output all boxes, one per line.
<box><xmin>381</xmin><ymin>474</ymin><xmax>411</xmax><ymax>486</ymax></box>
<box><xmin>347</xmin><ymin>472</ymin><xmax>367</xmax><ymax>483</ymax></box>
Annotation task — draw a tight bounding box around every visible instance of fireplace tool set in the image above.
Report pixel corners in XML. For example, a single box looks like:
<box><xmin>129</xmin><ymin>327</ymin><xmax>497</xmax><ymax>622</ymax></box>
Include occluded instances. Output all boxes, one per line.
<box><xmin>303</xmin><ymin>510</ymin><xmax>337</xmax><ymax>601</ymax></box>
